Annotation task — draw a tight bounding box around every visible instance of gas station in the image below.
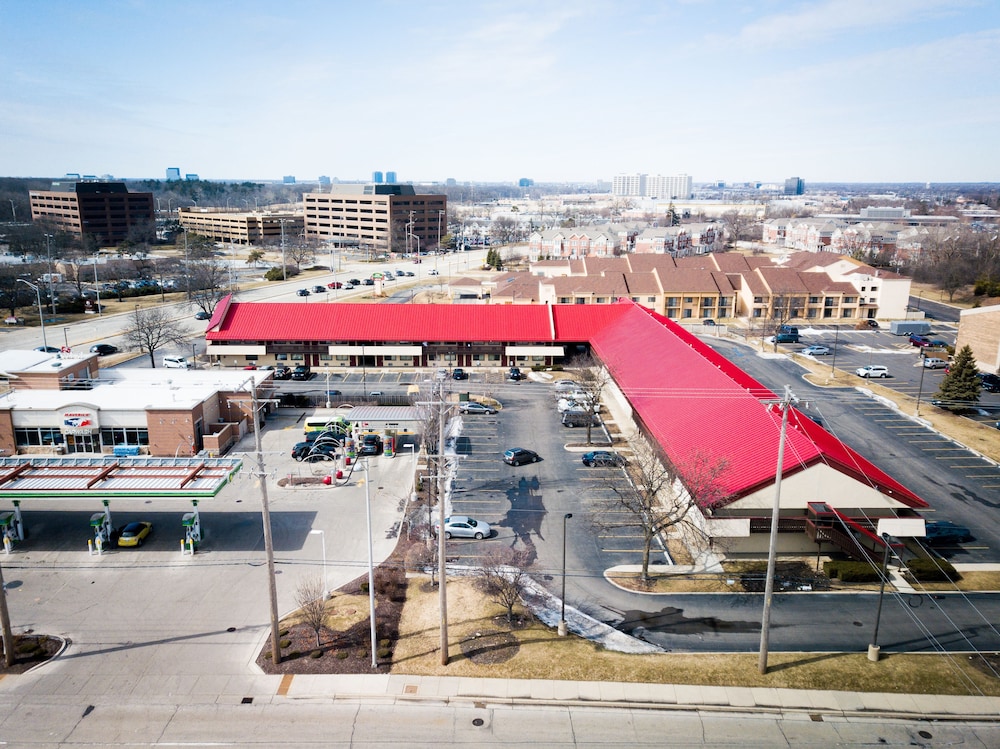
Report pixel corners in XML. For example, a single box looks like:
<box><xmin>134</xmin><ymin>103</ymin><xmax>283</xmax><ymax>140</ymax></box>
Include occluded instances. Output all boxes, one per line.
<box><xmin>0</xmin><ymin>455</ymin><xmax>243</xmax><ymax>554</ymax></box>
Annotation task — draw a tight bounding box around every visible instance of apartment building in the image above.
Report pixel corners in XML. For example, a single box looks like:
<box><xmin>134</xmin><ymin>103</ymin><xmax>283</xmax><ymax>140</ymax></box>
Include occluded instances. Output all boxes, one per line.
<box><xmin>29</xmin><ymin>181</ymin><xmax>154</xmax><ymax>242</ymax></box>
<box><xmin>176</xmin><ymin>208</ymin><xmax>302</xmax><ymax>245</ymax></box>
<box><xmin>303</xmin><ymin>184</ymin><xmax>446</xmax><ymax>254</ymax></box>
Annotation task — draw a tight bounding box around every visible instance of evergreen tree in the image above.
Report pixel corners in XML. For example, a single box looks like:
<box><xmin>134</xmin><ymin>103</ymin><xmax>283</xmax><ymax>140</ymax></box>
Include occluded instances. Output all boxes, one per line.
<box><xmin>935</xmin><ymin>345</ymin><xmax>980</xmax><ymax>411</ymax></box>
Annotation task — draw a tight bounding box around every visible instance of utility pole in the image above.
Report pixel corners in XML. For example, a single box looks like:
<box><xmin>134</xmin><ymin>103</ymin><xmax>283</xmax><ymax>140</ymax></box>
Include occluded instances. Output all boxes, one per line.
<box><xmin>0</xmin><ymin>561</ymin><xmax>14</xmax><ymax>667</ymax></box>
<box><xmin>234</xmin><ymin>379</ymin><xmax>282</xmax><ymax>664</ymax></box>
<box><xmin>437</xmin><ymin>377</ymin><xmax>449</xmax><ymax>665</ymax></box>
<box><xmin>758</xmin><ymin>384</ymin><xmax>795</xmax><ymax>675</ymax></box>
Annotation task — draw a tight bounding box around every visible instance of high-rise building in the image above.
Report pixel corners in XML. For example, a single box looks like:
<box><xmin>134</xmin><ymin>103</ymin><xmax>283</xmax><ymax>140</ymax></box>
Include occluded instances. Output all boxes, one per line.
<box><xmin>784</xmin><ymin>177</ymin><xmax>805</xmax><ymax>195</ymax></box>
<box><xmin>372</xmin><ymin>171</ymin><xmax>384</xmax><ymax>184</ymax></box>
<box><xmin>29</xmin><ymin>181</ymin><xmax>154</xmax><ymax>242</ymax></box>
<box><xmin>647</xmin><ymin>174</ymin><xmax>692</xmax><ymax>200</ymax></box>
<box><xmin>166</xmin><ymin>167</ymin><xmax>181</xmax><ymax>180</ymax></box>
<box><xmin>612</xmin><ymin>173</ymin><xmax>646</xmax><ymax>197</ymax></box>
<box><xmin>385</xmin><ymin>171</ymin><xmax>397</xmax><ymax>184</ymax></box>
<box><xmin>303</xmin><ymin>183</ymin><xmax>446</xmax><ymax>254</ymax></box>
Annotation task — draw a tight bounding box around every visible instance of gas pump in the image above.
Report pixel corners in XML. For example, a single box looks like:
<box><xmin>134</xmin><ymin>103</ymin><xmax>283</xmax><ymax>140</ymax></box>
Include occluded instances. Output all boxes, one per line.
<box><xmin>384</xmin><ymin>435</ymin><xmax>395</xmax><ymax>458</ymax></box>
<box><xmin>89</xmin><ymin>501</ymin><xmax>113</xmax><ymax>554</ymax></box>
<box><xmin>181</xmin><ymin>501</ymin><xmax>202</xmax><ymax>554</ymax></box>
<box><xmin>0</xmin><ymin>509</ymin><xmax>22</xmax><ymax>553</ymax></box>
<box><xmin>345</xmin><ymin>436</ymin><xmax>356</xmax><ymax>464</ymax></box>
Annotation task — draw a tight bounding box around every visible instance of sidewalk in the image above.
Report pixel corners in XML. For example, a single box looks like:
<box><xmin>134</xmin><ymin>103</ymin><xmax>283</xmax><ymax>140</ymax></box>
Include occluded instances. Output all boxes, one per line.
<box><xmin>267</xmin><ymin>672</ymin><xmax>1000</xmax><ymax>720</ymax></box>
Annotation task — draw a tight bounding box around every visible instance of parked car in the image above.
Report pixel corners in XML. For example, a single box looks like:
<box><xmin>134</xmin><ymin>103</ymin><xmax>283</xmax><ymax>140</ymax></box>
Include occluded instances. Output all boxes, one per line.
<box><xmin>553</xmin><ymin>379</ymin><xmax>577</xmax><ymax>392</ymax></box>
<box><xmin>503</xmin><ymin>447</ymin><xmax>539</xmax><ymax>465</ymax></box>
<box><xmin>452</xmin><ymin>368</ymin><xmax>468</xmax><ymax>380</ymax></box>
<box><xmin>359</xmin><ymin>434</ymin><xmax>383</xmax><ymax>456</ymax></box>
<box><xmin>459</xmin><ymin>402</ymin><xmax>496</xmax><ymax>415</ymax></box>
<box><xmin>89</xmin><ymin>343</ymin><xmax>119</xmax><ymax>356</ymax></box>
<box><xmin>924</xmin><ymin>520</ymin><xmax>973</xmax><ymax>545</ymax></box>
<box><xmin>928</xmin><ymin>340</ymin><xmax>948</xmax><ymax>348</ymax></box>
<box><xmin>770</xmin><ymin>333</ymin><xmax>799</xmax><ymax>344</ymax></box>
<box><xmin>702</xmin><ymin>318</ymin><xmax>716</xmax><ymax>326</ymax></box>
<box><xmin>978</xmin><ymin>372</ymin><xmax>1000</xmax><ymax>393</ymax></box>
<box><xmin>296</xmin><ymin>288</ymin><xmax>310</xmax><ymax>296</ymax></box>
<box><xmin>163</xmin><ymin>356</ymin><xmax>189</xmax><ymax>369</ymax></box>
<box><xmin>562</xmin><ymin>410</ymin><xmax>599</xmax><ymax>428</ymax></box>
<box><xmin>291</xmin><ymin>442</ymin><xmax>338</xmax><ymax>462</ymax></box>
<box><xmin>290</xmin><ymin>365</ymin><xmax>312</xmax><ymax>381</ymax></box>
<box><xmin>435</xmin><ymin>368</ymin><xmax>448</xmax><ymax>380</ymax></box>
<box><xmin>801</xmin><ymin>345</ymin><xmax>830</xmax><ymax>356</ymax></box>
<box><xmin>855</xmin><ymin>365</ymin><xmax>889</xmax><ymax>378</ymax></box>
<box><xmin>433</xmin><ymin>515</ymin><xmax>491</xmax><ymax>540</ymax></box>
<box><xmin>582</xmin><ymin>450</ymin><xmax>626</xmax><ymax>467</ymax></box>
<box><xmin>273</xmin><ymin>366</ymin><xmax>292</xmax><ymax>380</ymax></box>
<box><xmin>910</xmin><ymin>335</ymin><xmax>932</xmax><ymax>347</ymax></box>
<box><xmin>194</xmin><ymin>310</ymin><xmax>211</xmax><ymax>320</ymax></box>
<box><xmin>117</xmin><ymin>521</ymin><xmax>153</xmax><ymax>547</ymax></box>
<box><xmin>922</xmin><ymin>358</ymin><xmax>948</xmax><ymax>369</ymax></box>
<box><xmin>508</xmin><ymin>366</ymin><xmax>523</xmax><ymax>381</ymax></box>
<box><xmin>858</xmin><ymin>319</ymin><xmax>880</xmax><ymax>329</ymax></box>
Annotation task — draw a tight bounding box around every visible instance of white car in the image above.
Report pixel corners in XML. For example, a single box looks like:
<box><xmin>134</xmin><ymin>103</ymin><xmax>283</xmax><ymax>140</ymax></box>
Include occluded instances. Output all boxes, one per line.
<box><xmin>923</xmin><ymin>358</ymin><xmax>947</xmax><ymax>369</ymax></box>
<box><xmin>553</xmin><ymin>380</ymin><xmax>577</xmax><ymax>392</ymax></box>
<box><xmin>163</xmin><ymin>356</ymin><xmax>189</xmax><ymax>369</ymax></box>
<box><xmin>459</xmin><ymin>402</ymin><xmax>497</xmax><ymax>415</ymax></box>
<box><xmin>801</xmin><ymin>345</ymin><xmax>831</xmax><ymax>356</ymax></box>
<box><xmin>433</xmin><ymin>515</ymin><xmax>491</xmax><ymax>540</ymax></box>
<box><xmin>428</xmin><ymin>269</ymin><xmax>440</xmax><ymax>276</ymax></box>
<box><xmin>856</xmin><ymin>365</ymin><xmax>888</xmax><ymax>378</ymax></box>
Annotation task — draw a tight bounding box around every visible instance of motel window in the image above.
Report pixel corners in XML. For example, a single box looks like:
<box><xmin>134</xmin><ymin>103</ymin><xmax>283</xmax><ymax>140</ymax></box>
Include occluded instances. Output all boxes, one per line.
<box><xmin>290</xmin><ymin>354</ymin><xmax>304</xmax><ymax>361</ymax></box>
<box><xmin>319</xmin><ymin>354</ymin><xmax>332</xmax><ymax>361</ymax></box>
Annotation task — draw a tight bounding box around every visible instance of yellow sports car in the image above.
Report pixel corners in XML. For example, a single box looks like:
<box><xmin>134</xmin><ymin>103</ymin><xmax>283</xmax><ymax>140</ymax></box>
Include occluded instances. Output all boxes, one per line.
<box><xmin>117</xmin><ymin>521</ymin><xmax>153</xmax><ymax>547</ymax></box>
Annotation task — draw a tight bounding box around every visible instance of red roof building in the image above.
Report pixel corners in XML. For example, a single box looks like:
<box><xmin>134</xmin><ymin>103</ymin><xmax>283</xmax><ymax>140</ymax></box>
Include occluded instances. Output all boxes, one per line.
<box><xmin>206</xmin><ymin>296</ymin><xmax>928</xmax><ymax>553</ymax></box>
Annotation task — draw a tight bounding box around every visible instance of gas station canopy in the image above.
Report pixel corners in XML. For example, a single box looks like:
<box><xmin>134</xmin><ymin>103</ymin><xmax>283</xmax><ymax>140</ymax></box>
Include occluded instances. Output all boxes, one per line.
<box><xmin>0</xmin><ymin>456</ymin><xmax>243</xmax><ymax>499</ymax></box>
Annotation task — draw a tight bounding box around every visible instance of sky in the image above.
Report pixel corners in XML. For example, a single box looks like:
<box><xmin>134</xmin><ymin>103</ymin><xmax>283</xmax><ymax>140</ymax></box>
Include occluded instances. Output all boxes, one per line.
<box><xmin>2</xmin><ymin>0</ymin><xmax>998</xmax><ymax>185</ymax></box>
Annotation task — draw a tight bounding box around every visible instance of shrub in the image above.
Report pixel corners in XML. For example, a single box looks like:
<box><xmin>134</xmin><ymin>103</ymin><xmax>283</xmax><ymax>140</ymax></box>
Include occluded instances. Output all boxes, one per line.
<box><xmin>336</xmin><ymin>650</ymin><xmax>349</xmax><ymax>660</ymax></box>
<box><xmin>906</xmin><ymin>557</ymin><xmax>960</xmax><ymax>582</ymax></box>
<box><xmin>310</xmin><ymin>650</ymin><xmax>323</xmax><ymax>659</ymax></box>
<box><xmin>279</xmin><ymin>638</ymin><xmax>291</xmax><ymax>649</ymax></box>
<box><xmin>824</xmin><ymin>560</ymin><xmax>880</xmax><ymax>582</ymax></box>
<box><xmin>377</xmin><ymin>646</ymin><xmax>392</xmax><ymax>659</ymax></box>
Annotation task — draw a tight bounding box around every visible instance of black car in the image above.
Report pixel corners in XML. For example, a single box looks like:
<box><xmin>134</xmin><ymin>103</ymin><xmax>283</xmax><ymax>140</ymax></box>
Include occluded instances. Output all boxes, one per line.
<box><xmin>978</xmin><ymin>372</ymin><xmax>1000</xmax><ymax>393</ymax></box>
<box><xmin>359</xmin><ymin>434</ymin><xmax>383</xmax><ymax>455</ymax></box>
<box><xmin>292</xmin><ymin>442</ymin><xmax>338</xmax><ymax>462</ymax></box>
<box><xmin>296</xmin><ymin>288</ymin><xmax>310</xmax><ymax>296</ymax></box>
<box><xmin>194</xmin><ymin>310</ymin><xmax>211</xmax><ymax>320</ymax></box>
<box><xmin>89</xmin><ymin>343</ymin><xmax>119</xmax><ymax>356</ymax></box>
<box><xmin>273</xmin><ymin>366</ymin><xmax>292</xmax><ymax>380</ymax></box>
<box><xmin>290</xmin><ymin>365</ymin><xmax>312</xmax><ymax>381</ymax></box>
<box><xmin>503</xmin><ymin>447</ymin><xmax>539</xmax><ymax>466</ymax></box>
<box><xmin>35</xmin><ymin>346</ymin><xmax>62</xmax><ymax>353</ymax></box>
<box><xmin>452</xmin><ymin>368</ymin><xmax>468</xmax><ymax>380</ymax></box>
<box><xmin>348</xmin><ymin>278</ymin><xmax>361</xmax><ymax>286</ymax></box>
<box><xmin>581</xmin><ymin>450</ymin><xmax>626</xmax><ymax>467</ymax></box>
<box><xmin>508</xmin><ymin>367</ymin><xmax>523</xmax><ymax>381</ymax></box>
<box><xmin>363</xmin><ymin>278</ymin><xmax>375</xmax><ymax>286</ymax></box>
<box><xmin>312</xmin><ymin>285</ymin><xmax>327</xmax><ymax>294</ymax></box>
<box><xmin>924</xmin><ymin>520</ymin><xmax>973</xmax><ymax>545</ymax></box>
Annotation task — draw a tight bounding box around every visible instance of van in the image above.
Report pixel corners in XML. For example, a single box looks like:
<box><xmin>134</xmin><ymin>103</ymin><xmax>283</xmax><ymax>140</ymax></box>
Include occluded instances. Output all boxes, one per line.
<box><xmin>163</xmin><ymin>356</ymin><xmax>189</xmax><ymax>369</ymax></box>
<box><xmin>562</xmin><ymin>410</ymin><xmax>598</xmax><ymax>428</ymax></box>
<box><xmin>779</xmin><ymin>325</ymin><xmax>799</xmax><ymax>336</ymax></box>
<box><xmin>773</xmin><ymin>333</ymin><xmax>799</xmax><ymax>343</ymax></box>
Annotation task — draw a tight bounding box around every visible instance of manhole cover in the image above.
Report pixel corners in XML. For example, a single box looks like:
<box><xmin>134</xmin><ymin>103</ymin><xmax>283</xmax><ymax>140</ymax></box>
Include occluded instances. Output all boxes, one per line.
<box><xmin>472</xmin><ymin>718</ymin><xmax>484</xmax><ymax>727</ymax></box>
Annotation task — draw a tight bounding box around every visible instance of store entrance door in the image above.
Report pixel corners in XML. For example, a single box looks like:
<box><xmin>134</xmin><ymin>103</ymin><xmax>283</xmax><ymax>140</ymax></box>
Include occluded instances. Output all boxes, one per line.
<box><xmin>65</xmin><ymin>433</ymin><xmax>97</xmax><ymax>454</ymax></box>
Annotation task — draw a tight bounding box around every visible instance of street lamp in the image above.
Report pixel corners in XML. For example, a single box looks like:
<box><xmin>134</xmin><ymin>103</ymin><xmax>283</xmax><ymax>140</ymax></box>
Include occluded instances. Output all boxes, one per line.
<box><xmin>44</xmin><ymin>233</ymin><xmax>56</xmax><ymax>315</ymax></box>
<box><xmin>93</xmin><ymin>253</ymin><xmax>102</xmax><ymax>317</ymax></box>
<box><xmin>869</xmin><ymin>533</ymin><xmax>891</xmax><ymax>662</ymax></box>
<box><xmin>558</xmin><ymin>513</ymin><xmax>573</xmax><ymax>636</ymax></box>
<box><xmin>279</xmin><ymin>219</ymin><xmax>289</xmax><ymax>281</ymax></box>
<box><xmin>17</xmin><ymin>279</ymin><xmax>47</xmax><ymax>351</ymax></box>
<box><xmin>308</xmin><ymin>529</ymin><xmax>328</xmax><ymax>600</ymax></box>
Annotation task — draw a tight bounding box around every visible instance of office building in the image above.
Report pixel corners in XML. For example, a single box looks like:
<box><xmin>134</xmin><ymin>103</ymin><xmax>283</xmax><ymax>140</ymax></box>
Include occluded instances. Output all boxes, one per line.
<box><xmin>303</xmin><ymin>184</ymin><xmax>446</xmax><ymax>253</ymax></box>
<box><xmin>177</xmin><ymin>208</ymin><xmax>302</xmax><ymax>246</ymax></box>
<box><xmin>166</xmin><ymin>167</ymin><xmax>181</xmax><ymax>180</ymax></box>
<box><xmin>784</xmin><ymin>177</ymin><xmax>805</xmax><ymax>195</ymax></box>
<box><xmin>29</xmin><ymin>181</ymin><xmax>154</xmax><ymax>242</ymax></box>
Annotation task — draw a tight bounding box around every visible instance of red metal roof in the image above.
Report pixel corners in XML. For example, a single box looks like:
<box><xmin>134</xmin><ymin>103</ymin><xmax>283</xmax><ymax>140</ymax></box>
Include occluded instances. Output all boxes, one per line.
<box><xmin>209</xmin><ymin>297</ymin><xmax>928</xmax><ymax>509</ymax></box>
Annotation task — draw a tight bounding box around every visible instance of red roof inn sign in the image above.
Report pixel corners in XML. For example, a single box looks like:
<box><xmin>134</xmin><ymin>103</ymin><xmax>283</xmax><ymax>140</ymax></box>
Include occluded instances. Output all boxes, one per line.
<box><xmin>61</xmin><ymin>409</ymin><xmax>99</xmax><ymax>435</ymax></box>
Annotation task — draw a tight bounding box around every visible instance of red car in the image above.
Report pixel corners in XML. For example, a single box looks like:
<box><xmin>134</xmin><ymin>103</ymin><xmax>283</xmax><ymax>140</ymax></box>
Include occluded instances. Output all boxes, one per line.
<box><xmin>327</xmin><ymin>281</ymin><xmax>343</xmax><ymax>289</ymax></box>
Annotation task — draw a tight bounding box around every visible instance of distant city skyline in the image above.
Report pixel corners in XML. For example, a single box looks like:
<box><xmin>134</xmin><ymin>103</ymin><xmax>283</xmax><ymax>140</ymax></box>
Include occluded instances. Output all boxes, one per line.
<box><xmin>2</xmin><ymin>1</ymin><xmax>998</xmax><ymax>184</ymax></box>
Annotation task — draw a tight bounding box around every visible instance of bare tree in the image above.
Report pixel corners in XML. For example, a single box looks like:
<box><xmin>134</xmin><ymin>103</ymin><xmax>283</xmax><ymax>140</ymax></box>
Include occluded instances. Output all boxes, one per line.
<box><xmin>294</xmin><ymin>575</ymin><xmax>327</xmax><ymax>648</ymax></box>
<box><xmin>572</xmin><ymin>353</ymin><xmax>613</xmax><ymax>445</ymax></box>
<box><xmin>187</xmin><ymin>257</ymin><xmax>230</xmax><ymax>316</ymax></box>
<box><xmin>285</xmin><ymin>240</ymin><xmax>315</xmax><ymax>272</ymax></box>
<box><xmin>721</xmin><ymin>210</ymin><xmax>756</xmax><ymax>249</ymax></box>
<box><xmin>593</xmin><ymin>437</ymin><xmax>724</xmax><ymax>581</ymax></box>
<box><xmin>122</xmin><ymin>306</ymin><xmax>190</xmax><ymax>367</ymax></box>
<box><xmin>476</xmin><ymin>547</ymin><xmax>531</xmax><ymax>624</ymax></box>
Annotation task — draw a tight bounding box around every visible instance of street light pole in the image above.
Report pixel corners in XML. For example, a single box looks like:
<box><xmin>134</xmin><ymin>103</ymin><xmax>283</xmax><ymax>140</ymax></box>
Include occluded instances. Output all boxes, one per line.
<box><xmin>44</xmin><ymin>233</ymin><xmax>56</xmax><ymax>315</ymax></box>
<box><xmin>93</xmin><ymin>254</ymin><xmax>102</xmax><ymax>317</ymax></box>
<box><xmin>279</xmin><ymin>219</ymin><xmax>288</xmax><ymax>281</ymax></box>
<box><xmin>558</xmin><ymin>513</ymin><xmax>573</xmax><ymax>636</ymax></box>
<box><xmin>868</xmin><ymin>534</ymin><xmax>892</xmax><ymax>662</ymax></box>
<box><xmin>17</xmin><ymin>279</ymin><xmax>47</xmax><ymax>351</ymax></box>
<box><xmin>309</xmin><ymin>529</ymin><xmax>328</xmax><ymax>600</ymax></box>
<box><xmin>915</xmin><ymin>359</ymin><xmax>927</xmax><ymax>416</ymax></box>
